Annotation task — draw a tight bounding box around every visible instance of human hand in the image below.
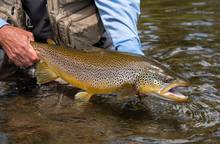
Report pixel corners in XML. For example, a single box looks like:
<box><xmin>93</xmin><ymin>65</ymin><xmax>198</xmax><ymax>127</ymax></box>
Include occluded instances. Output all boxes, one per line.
<box><xmin>0</xmin><ymin>25</ymin><xmax>39</xmax><ymax>67</ymax></box>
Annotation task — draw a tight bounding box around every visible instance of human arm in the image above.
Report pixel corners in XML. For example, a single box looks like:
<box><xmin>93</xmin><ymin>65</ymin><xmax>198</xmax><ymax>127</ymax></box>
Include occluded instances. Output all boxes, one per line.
<box><xmin>0</xmin><ymin>19</ymin><xmax>8</xmax><ymax>28</ymax></box>
<box><xmin>0</xmin><ymin>18</ymin><xmax>39</xmax><ymax>67</ymax></box>
<box><xmin>95</xmin><ymin>0</ymin><xmax>144</xmax><ymax>55</ymax></box>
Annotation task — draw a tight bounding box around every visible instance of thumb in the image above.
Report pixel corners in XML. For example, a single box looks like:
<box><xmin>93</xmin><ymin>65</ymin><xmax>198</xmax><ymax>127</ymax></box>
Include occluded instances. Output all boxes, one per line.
<box><xmin>27</xmin><ymin>32</ymin><xmax>35</xmax><ymax>42</ymax></box>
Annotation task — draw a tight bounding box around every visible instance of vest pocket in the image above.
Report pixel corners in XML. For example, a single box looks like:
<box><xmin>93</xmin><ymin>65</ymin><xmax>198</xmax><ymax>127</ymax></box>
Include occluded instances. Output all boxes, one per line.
<box><xmin>47</xmin><ymin>0</ymin><xmax>104</xmax><ymax>49</ymax></box>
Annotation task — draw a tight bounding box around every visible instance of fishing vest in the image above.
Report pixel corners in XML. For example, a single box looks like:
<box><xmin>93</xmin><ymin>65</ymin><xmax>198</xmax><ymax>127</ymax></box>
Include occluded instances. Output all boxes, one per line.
<box><xmin>0</xmin><ymin>0</ymin><xmax>104</xmax><ymax>48</ymax></box>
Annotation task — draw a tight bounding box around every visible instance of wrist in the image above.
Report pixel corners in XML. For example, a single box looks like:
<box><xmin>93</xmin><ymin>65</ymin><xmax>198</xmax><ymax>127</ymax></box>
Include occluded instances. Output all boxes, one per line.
<box><xmin>0</xmin><ymin>25</ymin><xmax>10</xmax><ymax>44</ymax></box>
<box><xmin>115</xmin><ymin>38</ymin><xmax>144</xmax><ymax>56</ymax></box>
<box><xmin>0</xmin><ymin>19</ymin><xmax>8</xmax><ymax>29</ymax></box>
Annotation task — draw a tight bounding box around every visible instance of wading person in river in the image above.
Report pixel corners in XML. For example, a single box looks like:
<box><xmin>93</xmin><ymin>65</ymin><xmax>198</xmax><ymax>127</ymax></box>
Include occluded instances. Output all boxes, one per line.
<box><xmin>0</xmin><ymin>0</ymin><xmax>190</xmax><ymax>102</ymax></box>
<box><xmin>0</xmin><ymin>0</ymin><xmax>144</xmax><ymax>78</ymax></box>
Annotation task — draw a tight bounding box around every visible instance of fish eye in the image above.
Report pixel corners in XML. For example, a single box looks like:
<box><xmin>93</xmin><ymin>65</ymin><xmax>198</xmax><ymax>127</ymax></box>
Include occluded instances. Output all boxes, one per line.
<box><xmin>164</xmin><ymin>77</ymin><xmax>174</xmax><ymax>83</ymax></box>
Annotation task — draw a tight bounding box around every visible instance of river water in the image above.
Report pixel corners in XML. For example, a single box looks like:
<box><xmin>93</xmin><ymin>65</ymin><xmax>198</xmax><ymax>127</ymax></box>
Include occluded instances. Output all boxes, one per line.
<box><xmin>0</xmin><ymin>0</ymin><xmax>220</xmax><ymax>143</ymax></box>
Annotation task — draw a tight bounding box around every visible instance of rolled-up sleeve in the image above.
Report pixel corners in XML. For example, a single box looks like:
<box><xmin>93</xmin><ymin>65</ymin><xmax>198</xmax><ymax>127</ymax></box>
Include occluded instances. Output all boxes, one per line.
<box><xmin>0</xmin><ymin>18</ymin><xmax>8</xmax><ymax>28</ymax></box>
<box><xmin>95</xmin><ymin>0</ymin><xmax>144</xmax><ymax>55</ymax></box>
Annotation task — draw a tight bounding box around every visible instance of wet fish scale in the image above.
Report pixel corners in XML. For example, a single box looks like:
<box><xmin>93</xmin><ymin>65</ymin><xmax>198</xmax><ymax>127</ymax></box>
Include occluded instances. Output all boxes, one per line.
<box><xmin>32</xmin><ymin>42</ymin><xmax>148</xmax><ymax>91</ymax></box>
<box><xmin>31</xmin><ymin>42</ymin><xmax>189</xmax><ymax>102</ymax></box>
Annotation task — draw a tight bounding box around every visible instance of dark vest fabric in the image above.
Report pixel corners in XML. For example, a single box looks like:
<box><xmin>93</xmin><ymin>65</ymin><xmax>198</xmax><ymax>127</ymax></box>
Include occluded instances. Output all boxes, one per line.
<box><xmin>21</xmin><ymin>0</ymin><xmax>53</xmax><ymax>41</ymax></box>
<box><xmin>0</xmin><ymin>0</ymin><xmax>103</xmax><ymax>47</ymax></box>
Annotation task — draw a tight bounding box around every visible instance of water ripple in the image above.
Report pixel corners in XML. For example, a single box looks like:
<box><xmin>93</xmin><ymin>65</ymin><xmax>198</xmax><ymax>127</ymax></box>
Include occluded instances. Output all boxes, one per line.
<box><xmin>184</xmin><ymin>33</ymin><xmax>213</xmax><ymax>41</ymax></box>
<box><xmin>181</xmin><ymin>20</ymin><xmax>213</xmax><ymax>27</ymax></box>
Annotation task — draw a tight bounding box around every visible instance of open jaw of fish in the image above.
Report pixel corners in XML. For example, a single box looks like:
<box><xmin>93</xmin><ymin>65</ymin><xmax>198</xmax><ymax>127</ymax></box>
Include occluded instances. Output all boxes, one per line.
<box><xmin>158</xmin><ymin>80</ymin><xmax>190</xmax><ymax>102</ymax></box>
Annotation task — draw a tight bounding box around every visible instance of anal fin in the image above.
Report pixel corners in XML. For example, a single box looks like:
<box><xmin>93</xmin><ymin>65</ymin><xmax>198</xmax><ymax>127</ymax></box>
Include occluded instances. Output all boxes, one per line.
<box><xmin>36</xmin><ymin>61</ymin><xmax>58</xmax><ymax>85</ymax></box>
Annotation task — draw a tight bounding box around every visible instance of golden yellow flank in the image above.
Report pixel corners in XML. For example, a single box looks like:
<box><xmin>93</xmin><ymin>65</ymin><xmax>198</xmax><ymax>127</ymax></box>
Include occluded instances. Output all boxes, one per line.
<box><xmin>32</xmin><ymin>42</ymin><xmax>189</xmax><ymax>103</ymax></box>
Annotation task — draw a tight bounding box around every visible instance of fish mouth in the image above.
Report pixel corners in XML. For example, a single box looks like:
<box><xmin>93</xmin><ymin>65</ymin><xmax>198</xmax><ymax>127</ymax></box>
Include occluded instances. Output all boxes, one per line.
<box><xmin>159</xmin><ymin>80</ymin><xmax>190</xmax><ymax>103</ymax></box>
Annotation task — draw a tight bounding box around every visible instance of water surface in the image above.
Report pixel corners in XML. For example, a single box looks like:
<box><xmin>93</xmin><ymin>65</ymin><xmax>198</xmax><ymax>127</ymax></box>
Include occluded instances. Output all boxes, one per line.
<box><xmin>1</xmin><ymin>0</ymin><xmax>220</xmax><ymax>143</ymax></box>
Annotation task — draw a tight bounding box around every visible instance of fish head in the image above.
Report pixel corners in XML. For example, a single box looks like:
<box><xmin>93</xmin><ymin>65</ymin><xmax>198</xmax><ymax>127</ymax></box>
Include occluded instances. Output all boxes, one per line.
<box><xmin>137</xmin><ymin>69</ymin><xmax>189</xmax><ymax>103</ymax></box>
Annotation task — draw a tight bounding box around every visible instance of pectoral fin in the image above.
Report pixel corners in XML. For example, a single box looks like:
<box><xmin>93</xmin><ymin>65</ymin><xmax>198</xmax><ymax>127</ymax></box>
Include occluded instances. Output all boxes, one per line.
<box><xmin>75</xmin><ymin>91</ymin><xmax>93</xmax><ymax>102</ymax></box>
<box><xmin>36</xmin><ymin>61</ymin><xmax>58</xmax><ymax>85</ymax></box>
<box><xmin>116</xmin><ymin>87</ymin><xmax>137</xmax><ymax>101</ymax></box>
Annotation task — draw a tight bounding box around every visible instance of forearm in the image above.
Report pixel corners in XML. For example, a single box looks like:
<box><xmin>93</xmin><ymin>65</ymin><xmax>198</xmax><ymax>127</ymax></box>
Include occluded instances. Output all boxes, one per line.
<box><xmin>95</xmin><ymin>0</ymin><xmax>144</xmax><ymax>55</ymax></box>
<box><xmin>0</xmin><ymin>18</ymin><xmax>8</xmax><ymax>28</ymax></box>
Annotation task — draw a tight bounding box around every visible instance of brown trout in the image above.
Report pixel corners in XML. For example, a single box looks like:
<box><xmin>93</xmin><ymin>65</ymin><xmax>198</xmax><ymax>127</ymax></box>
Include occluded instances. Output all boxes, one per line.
<box><xmin>31</xmin><ymin>42</ymin><xmax>189</xmax><ymax>102</ymax></box>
